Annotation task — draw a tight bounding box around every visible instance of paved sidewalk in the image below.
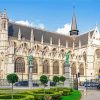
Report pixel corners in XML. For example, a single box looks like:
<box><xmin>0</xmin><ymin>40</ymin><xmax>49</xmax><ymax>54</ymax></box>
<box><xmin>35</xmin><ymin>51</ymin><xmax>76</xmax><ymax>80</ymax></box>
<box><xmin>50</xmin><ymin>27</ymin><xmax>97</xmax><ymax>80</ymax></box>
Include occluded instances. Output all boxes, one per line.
<box><xmin>81</xmin><ymin>90</ymin><xmax>100</xmax><ymax>100</ymax></box>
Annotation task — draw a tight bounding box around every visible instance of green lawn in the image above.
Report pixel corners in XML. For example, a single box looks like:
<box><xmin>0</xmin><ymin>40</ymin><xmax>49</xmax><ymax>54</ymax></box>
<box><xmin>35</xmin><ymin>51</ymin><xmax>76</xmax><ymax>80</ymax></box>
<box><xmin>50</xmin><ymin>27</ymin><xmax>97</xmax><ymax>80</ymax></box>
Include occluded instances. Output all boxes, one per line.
<box><xmin>61</xmin><ymin>90</ymin><xmax>81</xmax><ymax>100</ymax></box>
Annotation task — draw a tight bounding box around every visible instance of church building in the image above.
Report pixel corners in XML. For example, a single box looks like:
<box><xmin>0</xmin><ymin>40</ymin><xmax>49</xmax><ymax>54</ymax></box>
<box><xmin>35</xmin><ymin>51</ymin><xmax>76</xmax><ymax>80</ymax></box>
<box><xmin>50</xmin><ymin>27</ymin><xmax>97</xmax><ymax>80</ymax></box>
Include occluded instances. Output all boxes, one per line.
<box><xmin>0</xmin><ymin>9</ymin><xmax>100</xmax><ymax>83</ymax></box>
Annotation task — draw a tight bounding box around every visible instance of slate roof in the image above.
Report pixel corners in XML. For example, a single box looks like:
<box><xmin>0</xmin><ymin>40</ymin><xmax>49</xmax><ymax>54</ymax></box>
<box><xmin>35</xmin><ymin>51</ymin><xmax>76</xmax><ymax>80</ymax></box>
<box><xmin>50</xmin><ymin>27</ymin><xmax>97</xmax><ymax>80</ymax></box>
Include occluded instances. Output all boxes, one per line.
<box><xmin>74</xmin><ymin>30</ymin><xmax>94</xmax><ymax>47</ymax></box>
<box><xmin>8</xmin><ymin>22</ymin><xmax>94</xmax><ymax>48</ymax></box>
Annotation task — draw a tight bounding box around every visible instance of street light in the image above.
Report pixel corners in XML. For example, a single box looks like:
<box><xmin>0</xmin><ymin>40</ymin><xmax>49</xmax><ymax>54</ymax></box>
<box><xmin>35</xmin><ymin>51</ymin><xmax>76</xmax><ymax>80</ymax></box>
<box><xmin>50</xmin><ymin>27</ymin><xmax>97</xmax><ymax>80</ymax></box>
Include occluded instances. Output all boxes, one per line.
<box><xmin>21</xmin><ymin>63</ymin><xmax>24</xmax><ymax>82</ymax></box>
<box><xmin>83</xmin><ymin>52</ymin><xmax>87</xmax><ymax>94</ymax></box>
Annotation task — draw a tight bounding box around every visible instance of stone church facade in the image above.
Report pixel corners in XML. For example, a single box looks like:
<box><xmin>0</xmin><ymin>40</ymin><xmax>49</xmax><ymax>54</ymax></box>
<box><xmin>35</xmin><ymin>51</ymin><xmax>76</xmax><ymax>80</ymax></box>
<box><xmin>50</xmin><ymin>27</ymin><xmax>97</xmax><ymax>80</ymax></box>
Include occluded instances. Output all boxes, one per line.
<box><xmin>0</xmin><ymin>9</ymin><xmax>100</xmax><ymax>82</ymax></box>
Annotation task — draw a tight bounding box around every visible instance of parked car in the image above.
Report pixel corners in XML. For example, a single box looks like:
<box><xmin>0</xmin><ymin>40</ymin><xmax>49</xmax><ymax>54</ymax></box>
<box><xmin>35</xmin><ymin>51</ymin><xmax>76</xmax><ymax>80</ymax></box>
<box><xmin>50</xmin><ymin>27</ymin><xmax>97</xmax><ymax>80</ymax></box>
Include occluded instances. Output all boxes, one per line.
<box><xmin>14</xmin><ymin>81</ymin><xmax>39</xmax><ymax>87</ymax></box>
<box><xmin>97</xmin><ymin>83</ymin><xmax>100</xmax><ymax>89</ymax></box>
<box><xmin>83</xmin><ymin>82</ymin><xmax>99</xmax><ymax>87</ymax></box>
<box><xmin>14</xmin><ymin>81</ymin><xmax>28</xmax><ymax>86</ymax></box>
<box><xmin>83</xmin><ymin>82</ymin><xmax>90</xmax><ymax>87</ymax></box>
<box><xmin>50</xmin><ymin>82</ymin><xmax>56</xmax><ymax>86</ymax></box>
<box><xmin>90</xmin><ymin>82</ymin><xmax>99</xmax><ymax>87</ymax></box>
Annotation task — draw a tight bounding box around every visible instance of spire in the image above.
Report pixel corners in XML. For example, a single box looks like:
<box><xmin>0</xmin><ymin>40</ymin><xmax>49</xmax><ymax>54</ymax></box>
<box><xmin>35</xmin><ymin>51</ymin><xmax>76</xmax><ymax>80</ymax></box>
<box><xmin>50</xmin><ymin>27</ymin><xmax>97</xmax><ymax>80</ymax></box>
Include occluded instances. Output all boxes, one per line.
<box><xmin>58</xmin><ymin>38</ymin><xmax>60</xmax><ymax>47</ymax></box>
<box><xmin>50</xmin><ymin>37</ymin><xmax>52</xmax><ymax>45</ymax></box>
<box><xmin>79</xmin><ymin>40</ymin><xmax>81</xmax><ymax>48</ymax></box>
<box><xmin>71</xmin><ymin>7</ymin><xmax>77</xmax><ymax>30</ymax></box>
<box><xmin>3</xmin><ymin>9</ymin><xmax>7</xmax><ymax>19</ymax></box>
<box><xmin>0</xmin><ymin>11</ymin><xmax>2</xmax><ymax>18</ymax></box>
<box><xmin>0</xmin><ymin>11</ymin><xmax>2</xmax><ymax>31</ymax></box>
<box><xmin>73</xmin><ymin>41</ymin><xmax>75</xmax><ymax>50</ymax></box>
<box><xmin>30</xmin><ymin>29</ymin><xmax>34</xmax><ymax>43</ymax></box>
<box><xmin>70</xmin><ymin>7</ymin><xmax>79</xmax><ymax>36</ymax></box>
<box><xmin>66</xmin><ymin>40</ymin><xmax>68</xmax><ymax>48</ymax></box>
<box><xmin>41</xmin><ymin>34</ymin><xmax>44</xmax><ymax>44</ymax></box>
<box><xmin>18</xmin><ymin>28</ymin><xmax>21</xmax><ymax>40</ymax></box>
<box><xmin>88</xmin><ymin>31</ymin><xmax>91</xmax><ymax>39</ymax></box>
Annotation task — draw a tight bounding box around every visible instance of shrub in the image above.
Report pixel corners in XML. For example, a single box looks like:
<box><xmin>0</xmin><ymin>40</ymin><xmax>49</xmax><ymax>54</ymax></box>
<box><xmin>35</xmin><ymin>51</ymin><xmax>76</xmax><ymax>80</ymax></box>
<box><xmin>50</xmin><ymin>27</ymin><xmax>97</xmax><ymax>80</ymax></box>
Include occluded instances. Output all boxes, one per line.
<box><xmin>40</xmin><ymin>75</ymin><xmax>48</xmax><ymax>86</ymax></box>
<box><xmin>7</xmin><ymin>73</ymin><xmax>18</xmax><ymax>91</ymax></box>
<box><xmin>59</xmin><ymin>76</ymin><xmax>66</xmax><ymax>86</ymax></box>
<box><xmin>53</xmin><ymin>76</ymin><xmax>59</xmax><ymax>84</ymax></box>
<box><xmin>62</xmin><ymin>90</ymin><xmax>71</xmax><ymax>96</ymax></box>
<box><xmin>0</xmin><ymin>94</ymin><xmax>34</xmax><ymax>100</ymax></box>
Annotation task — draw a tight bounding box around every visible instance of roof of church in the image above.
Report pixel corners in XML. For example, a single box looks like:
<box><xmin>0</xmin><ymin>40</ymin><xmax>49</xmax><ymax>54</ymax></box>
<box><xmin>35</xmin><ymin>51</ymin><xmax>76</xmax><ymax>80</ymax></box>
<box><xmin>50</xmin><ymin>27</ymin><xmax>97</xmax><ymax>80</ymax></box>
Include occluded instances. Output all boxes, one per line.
<box><xmin>74</xmin><ymin>30</ymin><xmax>94</xmax><ymax>47</ymax></box>
<box><xmin>8</xmin><ymin>22</ymin><xmax>94</xmax><ymax>48</ymax></box>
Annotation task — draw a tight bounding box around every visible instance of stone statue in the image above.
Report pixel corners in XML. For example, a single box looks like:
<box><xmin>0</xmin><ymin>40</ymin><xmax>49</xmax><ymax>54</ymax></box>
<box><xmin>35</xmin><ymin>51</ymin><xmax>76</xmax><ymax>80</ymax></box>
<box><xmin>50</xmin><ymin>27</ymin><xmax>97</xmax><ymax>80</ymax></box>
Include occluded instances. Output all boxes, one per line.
<box><xmin>28</xmin><ymin>55</ymin><xmax>33</xmax><ymax>66</ymax></box>
<box><xmin>65</xmin><ymin>51</ymin><xmax>70</xmax><ymax>64</ymax></box>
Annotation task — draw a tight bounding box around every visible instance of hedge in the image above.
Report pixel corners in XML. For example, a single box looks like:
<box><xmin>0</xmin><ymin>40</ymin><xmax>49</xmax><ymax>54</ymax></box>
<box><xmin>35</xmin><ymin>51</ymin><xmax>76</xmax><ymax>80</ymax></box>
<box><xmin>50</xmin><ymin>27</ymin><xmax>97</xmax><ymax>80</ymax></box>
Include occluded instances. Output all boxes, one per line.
<box><xmin>0</xmin><ymin>94</ymin><xmax>34</xmax><ymax>100</ymax></box>
<box><xmin>0</xmin><ymin>87</ymin><xmax>80</xmax><ymax>100</ymax></box>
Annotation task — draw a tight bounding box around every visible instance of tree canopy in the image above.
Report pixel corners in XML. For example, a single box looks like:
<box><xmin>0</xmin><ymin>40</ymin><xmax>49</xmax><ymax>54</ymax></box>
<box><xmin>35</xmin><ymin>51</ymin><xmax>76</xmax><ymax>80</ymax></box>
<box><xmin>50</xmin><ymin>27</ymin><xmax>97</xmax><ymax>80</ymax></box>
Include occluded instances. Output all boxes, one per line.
<box><xmin>53</xmin><ymin>76</ymin><xmax>59</xmax><ymax>83</ymax></box>
<box><xmin>40</xmin><ymin>75</ymin><xmax>48</xmax><ymax>85</ymax></box>
<box><xmin>7</xmin><ymin>73</ymin><xmax>18</xmax><ymax>84</ymax></box>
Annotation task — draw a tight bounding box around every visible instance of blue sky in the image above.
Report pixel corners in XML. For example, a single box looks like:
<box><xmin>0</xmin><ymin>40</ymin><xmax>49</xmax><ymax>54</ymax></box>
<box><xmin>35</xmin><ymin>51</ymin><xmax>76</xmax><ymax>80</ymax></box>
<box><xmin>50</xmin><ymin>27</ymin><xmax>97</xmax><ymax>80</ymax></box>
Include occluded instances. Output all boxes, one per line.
<box><xmin>0</xmin><ymin>0</ymin><xmax>100</xmax><ymax>34</ymax></box>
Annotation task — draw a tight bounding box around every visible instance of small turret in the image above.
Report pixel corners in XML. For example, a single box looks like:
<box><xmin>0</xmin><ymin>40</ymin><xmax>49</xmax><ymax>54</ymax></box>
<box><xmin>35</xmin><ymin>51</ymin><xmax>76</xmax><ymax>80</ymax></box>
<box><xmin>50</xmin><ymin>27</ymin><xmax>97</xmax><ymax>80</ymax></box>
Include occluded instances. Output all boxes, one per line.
<box><xmin>41</xmin><ymin>34</ymin><xmax>44</xmax><ymax>44</ymax></box>
<box><xmin>79</xmin><ymin>40</ymin><xmax>81</xmax><ymax>48</ymax></box>
<box><xmin>66</xmin><ymin>40</ymin><xmax>68</xmax><ymax>48</ymax></box>
<box><xmin>1</xmin><ymin>9</ymin><xmax>9</xmax><ymax>31</ymax></box>
<box><xmin>50</xmin><ymin>37</ymin><xmax>52</xmax><ymax>45</ymax></box>
<box><xmin>0</xmin><ymin>11</ymin><xmax>2</xmax><ymax>31</ymax></box>
<box><xmin>3</xmin><ymin>9</ymin><xmax>8</xmax><ymax>19</ymax></box>
<box><xmin>18</xmin><ymin>28</ymin><xmax>21</xmax><ymax>40</ymax></box>
<box><xmin>73</xmin><ymin>41</ymin><xmax>75</xmax><ymax>50</ymax></box>
<box><xmin>58</xmin><ymin>38</ymin><xmax>60</xmax><ymax>47</ymax></box>
<box><xmin>30</xmin><ymin>29</ymin><xmax>34</xmax><ymax>43</ymax></box>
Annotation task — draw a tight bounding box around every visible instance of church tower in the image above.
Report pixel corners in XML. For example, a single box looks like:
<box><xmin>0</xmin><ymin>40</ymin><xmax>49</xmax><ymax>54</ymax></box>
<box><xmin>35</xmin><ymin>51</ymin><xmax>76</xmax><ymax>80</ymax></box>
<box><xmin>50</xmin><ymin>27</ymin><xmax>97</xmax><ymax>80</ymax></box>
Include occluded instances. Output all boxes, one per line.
<box><xmin>0</xmin><ymin>9</ymin><xmax>9</xmax><ymax>50</ymax></box>
<box><xmin>70</xmin><ymin>8</ymin><xmax>79</xmax><ymax>36</ymax></box>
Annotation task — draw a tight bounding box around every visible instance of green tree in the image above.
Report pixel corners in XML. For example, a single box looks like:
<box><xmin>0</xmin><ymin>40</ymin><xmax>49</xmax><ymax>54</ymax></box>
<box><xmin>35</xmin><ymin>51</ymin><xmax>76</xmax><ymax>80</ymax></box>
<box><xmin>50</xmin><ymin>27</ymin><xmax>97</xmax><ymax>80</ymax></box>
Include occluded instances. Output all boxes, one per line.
<box><xmin>53</xmin><ymin>76</ymin><xmax>59</xmax><ymax>84</ymax></box>
<box><xmin>40</xmin><ymin>75</ymin><xmax>48</xmax><ymax>95</ymax></box>
<box><xmin>40</xmin><ymin>75</ymin><xmax>48</xmax><ymax>86</ymax></box>
<box><xmin>59</xmin><ymin>76</ymin><xmax>66</xmax><ymax>86</ymax></box>
<box><xmin>7</xmin><ymin>73</ymin><xmax>18</xmax><ymax>91</ymax></box>
<box><xmin>53</xmin><ymin>76</ymin><xmax>59</xmax><ymax>90</ymax></box>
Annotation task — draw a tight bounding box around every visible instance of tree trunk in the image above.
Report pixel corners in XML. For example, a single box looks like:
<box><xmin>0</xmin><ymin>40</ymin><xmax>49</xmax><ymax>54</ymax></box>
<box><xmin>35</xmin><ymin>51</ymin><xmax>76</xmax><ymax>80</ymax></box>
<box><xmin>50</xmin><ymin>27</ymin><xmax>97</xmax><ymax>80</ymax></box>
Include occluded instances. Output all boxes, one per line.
<box><xmin>12</xmin><ymin>83</ymin><xmax>13</xmax><ymax>100</ymax></box>
<box><xmin>44</xmin><ymin>85</ymin><xmax>45</xmax><ymax>100</ymax></box>
<box><xmin>12</xmin><ymin>83</ymin><xmax>13</xmax><ymax>92</ymax></box>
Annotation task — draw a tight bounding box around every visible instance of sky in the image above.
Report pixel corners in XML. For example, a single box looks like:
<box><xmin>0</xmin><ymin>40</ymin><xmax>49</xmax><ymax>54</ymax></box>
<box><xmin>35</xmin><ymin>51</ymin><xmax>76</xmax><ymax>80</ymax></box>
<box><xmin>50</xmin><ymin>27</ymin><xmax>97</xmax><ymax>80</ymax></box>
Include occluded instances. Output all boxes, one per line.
<box><xmin>0</xmin><ymin>0</ymin><xmax>100</xmax><ymax>35</ymax></box>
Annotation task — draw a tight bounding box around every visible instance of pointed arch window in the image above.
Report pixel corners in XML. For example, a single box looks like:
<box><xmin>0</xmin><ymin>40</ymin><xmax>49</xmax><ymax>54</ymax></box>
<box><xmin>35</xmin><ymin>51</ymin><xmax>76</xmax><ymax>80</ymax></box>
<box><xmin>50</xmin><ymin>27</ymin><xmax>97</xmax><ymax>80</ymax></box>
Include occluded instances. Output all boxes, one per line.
<box><xmin>32</xmin><ymin>59</ymin><xmax>38</xmax><ymax>73</ymax></box>
<box><xmin>79</xmin><ymin>64</ymin><xmax>84</xmax><ymax>75</ymax></box>
<box><xmin>43</xmin><ymin>60</ymin><xmax>50</xmax><ymax>74</ymax></box>
<box><xmin>71</xmin><ymin>63</ymin><xmax>76</xmax><ymax>75</ymax></box>
<box><xmin>53</xmin><ymin>61</ymin><xmax>59</xmax><ymax>74</ymax></box>
<box><xmin>14</xmin><ymin>57</ymin><xmax>25</xmax><ymax>73</ymax></box>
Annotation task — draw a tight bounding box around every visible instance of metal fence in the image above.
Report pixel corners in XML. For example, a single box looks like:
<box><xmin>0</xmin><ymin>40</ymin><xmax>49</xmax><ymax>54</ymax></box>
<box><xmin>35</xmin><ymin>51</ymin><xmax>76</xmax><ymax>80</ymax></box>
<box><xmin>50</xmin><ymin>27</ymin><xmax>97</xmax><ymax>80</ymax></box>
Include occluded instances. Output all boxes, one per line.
<box><xmin>0</xmin><ymin>79</ymin><xmax>10</xmax><ymax>86</ymax></box>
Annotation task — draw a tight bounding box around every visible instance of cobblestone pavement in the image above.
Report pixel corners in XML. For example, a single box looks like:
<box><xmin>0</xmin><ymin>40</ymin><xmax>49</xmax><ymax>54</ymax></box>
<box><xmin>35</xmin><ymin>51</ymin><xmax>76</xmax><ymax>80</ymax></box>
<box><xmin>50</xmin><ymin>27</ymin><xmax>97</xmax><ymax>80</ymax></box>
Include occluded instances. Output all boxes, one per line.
<box><xmin>81</xmin><ymin>90</ymin><xmax>100</xmax><ymax>100</ymax></box>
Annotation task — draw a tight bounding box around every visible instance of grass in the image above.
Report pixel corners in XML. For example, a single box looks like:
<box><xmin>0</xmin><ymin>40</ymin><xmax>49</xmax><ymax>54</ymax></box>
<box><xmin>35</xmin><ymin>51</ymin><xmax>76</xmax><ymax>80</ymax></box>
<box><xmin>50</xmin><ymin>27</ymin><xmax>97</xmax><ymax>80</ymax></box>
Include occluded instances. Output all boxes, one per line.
<box><xmin>61</xmin><ymin>90</ymin><xmax>81</xmax><ymax>100</ymax></box>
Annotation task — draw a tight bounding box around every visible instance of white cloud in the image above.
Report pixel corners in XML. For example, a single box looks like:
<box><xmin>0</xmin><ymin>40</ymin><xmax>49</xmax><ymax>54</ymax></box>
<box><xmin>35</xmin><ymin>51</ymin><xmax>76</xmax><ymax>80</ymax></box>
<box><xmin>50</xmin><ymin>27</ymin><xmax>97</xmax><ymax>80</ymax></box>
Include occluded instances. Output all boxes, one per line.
<box><xmin>16</xmin><ymin>20</ymin><xmax>45</xmax><ymax>29</ymax></box>
<box><xmin>56</xmin><ymin>23</ymin><xmax>71</xmax><ymax>35</ymax></box>
<box><xmin>36</xmin><ymin>23</ymin><xmax>45</xmax><ymax>30</ymax></box>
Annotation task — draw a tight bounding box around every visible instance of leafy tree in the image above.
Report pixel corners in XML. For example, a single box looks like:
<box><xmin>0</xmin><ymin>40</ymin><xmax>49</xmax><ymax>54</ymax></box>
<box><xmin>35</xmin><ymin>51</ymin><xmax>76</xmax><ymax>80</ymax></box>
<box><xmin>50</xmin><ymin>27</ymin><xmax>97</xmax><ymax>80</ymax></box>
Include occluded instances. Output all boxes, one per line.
<box><xmin>40</xmin><ymin>75</ymin><xmax>48</xmax><ymax>86</ymax></box>
<box><xmin>59</xmin><ymin>76</ymin><xmax>66</xmax><ymax>86</ymax></box>
<box><xmin>53</xmin><ymin>76</ymin><xmax>59</xmax><ymax>91</ymax></box>
<box><xmin>7</xmin><ymin>73</ymin><xmax>18</xmax><ymax>91</ymax></box>
<box><xmin>40</xmin><ymin>75</ymin><xmax>48</xmax><ymax>95</ymax></box>
<box><xmin>53</xmin><ymin>76</ymin><xmax>59</xmax><ymax>84</ymax></box>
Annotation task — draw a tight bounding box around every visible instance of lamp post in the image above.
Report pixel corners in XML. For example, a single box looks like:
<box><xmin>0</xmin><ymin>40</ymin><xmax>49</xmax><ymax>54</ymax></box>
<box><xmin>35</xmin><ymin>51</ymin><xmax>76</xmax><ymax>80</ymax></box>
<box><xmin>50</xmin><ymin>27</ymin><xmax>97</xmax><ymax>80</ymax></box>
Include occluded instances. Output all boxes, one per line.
<box><xmin>21</xmin><ymin>63</ymin><xmax>23</xmax><ymax>82</ymax></box>
<box><xmin>28</xmin><ymin>55</ymin><xmax>34</xmax><ymax>89</ymax></box>
<box><xmin>83</xmin><ymin>52</ymin><xmax>87</xmax><ymax>94</ymax></box>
